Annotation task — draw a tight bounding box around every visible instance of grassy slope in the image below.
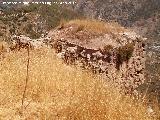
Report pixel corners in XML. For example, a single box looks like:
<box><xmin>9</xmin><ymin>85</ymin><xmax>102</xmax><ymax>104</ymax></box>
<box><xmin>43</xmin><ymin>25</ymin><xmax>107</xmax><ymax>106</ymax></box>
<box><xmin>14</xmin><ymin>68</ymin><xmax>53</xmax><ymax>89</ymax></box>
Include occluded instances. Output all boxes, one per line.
<box><xmin>0</xmin><ymin>48</ymin><xmax>158</xmax><ymax>120</ymax></box>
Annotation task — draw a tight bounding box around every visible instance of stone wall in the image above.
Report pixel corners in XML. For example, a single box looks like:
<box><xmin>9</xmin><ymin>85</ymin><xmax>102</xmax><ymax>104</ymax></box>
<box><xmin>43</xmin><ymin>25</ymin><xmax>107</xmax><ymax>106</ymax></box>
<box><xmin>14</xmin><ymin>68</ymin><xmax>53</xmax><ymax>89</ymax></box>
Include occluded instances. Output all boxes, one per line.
<box><xmin>9</xmin><ymin>35</ymin><xmax>51</xmax><ymax>50</ymax></box>
<box><xmin>6</xmin><ymin>29</ymin><xmax>146</xmax><ymax>95</ymax></box>
<box><xmin>51</xmin><ymin>32</ymin><xmax>146</xmax><ymax>94</ymax></box>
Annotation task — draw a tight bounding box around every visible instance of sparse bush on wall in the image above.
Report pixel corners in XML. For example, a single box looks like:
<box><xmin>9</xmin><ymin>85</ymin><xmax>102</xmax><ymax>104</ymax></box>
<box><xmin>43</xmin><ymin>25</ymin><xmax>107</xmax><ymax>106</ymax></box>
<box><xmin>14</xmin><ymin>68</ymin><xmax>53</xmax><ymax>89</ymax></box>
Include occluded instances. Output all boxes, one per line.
<box><xmin>118</xmin><ymin>42</ymin><xmax>134</xmax><ymax>61</ymax></box>
<box><xmin>116</xmin><ymin>42</ymin><xmax>135</xmax><ymax>70</ymax></box>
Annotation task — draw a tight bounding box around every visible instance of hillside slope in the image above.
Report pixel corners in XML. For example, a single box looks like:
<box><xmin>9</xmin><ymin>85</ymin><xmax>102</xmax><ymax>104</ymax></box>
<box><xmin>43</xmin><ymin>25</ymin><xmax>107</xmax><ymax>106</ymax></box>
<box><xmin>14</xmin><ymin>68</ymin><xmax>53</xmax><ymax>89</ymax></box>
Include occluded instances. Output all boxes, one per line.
<box><xmin>0</xmin><ymin>48</ymin><xmax>157</xmax><ymax>120</ymax></box>
<box><xmin>0</xmin><ymin>3</ymin><xmax>83</xmax><ymax>41</ymax></box>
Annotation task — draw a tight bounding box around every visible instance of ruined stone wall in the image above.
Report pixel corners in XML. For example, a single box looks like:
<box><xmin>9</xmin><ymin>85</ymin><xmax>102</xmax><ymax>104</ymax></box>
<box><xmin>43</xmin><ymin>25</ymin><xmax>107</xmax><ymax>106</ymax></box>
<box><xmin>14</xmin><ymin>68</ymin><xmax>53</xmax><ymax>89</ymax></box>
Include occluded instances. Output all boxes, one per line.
<box><xmin>5</xmin><ymin>33</ymin><xmax>146</xmax><ymax>94</ymax></box>
<box><xmin>9</xmin><ymin>35</ymin><xmax>51</xmax><ymax>51</ymax></box>
<box><xmin>52</xmin><ymin>38</ymin><xmax>146</xmax><ymax>94</ymax></box>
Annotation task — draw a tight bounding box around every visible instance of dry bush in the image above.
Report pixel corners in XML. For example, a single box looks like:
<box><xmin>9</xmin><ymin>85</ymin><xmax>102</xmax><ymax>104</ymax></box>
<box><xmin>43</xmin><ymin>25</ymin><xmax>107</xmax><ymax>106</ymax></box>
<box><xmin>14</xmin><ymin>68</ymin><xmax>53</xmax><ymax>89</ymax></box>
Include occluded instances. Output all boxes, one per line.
<box><xmin>65</xmin><ymin>19</ymin><xmax>128</xmax><ymax>34</ymax></box>
<box><xmin>0</xmin><ymin>48</ymin><xmax>158</xmax><ymax>120</ymax></box>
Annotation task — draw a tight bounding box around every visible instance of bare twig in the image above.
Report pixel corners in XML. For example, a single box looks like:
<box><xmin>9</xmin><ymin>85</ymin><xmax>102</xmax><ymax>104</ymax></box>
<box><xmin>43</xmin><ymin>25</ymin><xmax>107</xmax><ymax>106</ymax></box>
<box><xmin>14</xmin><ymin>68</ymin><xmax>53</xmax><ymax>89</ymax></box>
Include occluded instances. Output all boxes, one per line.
<box><xmin>21</xmin><ymin>43</ymin><xmax>30</xmax><ymax>113</ymax></box>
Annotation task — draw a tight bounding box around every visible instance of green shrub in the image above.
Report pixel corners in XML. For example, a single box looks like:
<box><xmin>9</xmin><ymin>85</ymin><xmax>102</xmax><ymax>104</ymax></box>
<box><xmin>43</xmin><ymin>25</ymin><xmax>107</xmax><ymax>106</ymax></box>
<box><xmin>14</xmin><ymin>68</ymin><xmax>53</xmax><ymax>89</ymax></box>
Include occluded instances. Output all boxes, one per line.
<box><xmin>118</xmin><ymin>42</ymin><xmax>134</xmax><ymax>62</ymax></box>
<box><xmin>116</xmin><ymin>42</ymin><xmax>134</xmax><ymax>70</ymax></box>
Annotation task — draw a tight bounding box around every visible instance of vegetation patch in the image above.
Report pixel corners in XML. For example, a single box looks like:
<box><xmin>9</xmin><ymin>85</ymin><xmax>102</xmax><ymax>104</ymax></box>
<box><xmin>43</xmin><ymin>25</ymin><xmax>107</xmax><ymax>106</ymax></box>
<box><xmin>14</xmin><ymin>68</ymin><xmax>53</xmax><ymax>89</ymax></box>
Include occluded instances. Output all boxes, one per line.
<box><xmin>65</xmin><ymin>19</ymin><xmax>128</xmax><ymax>34</ymax></box>
<box><xmin>116</xmin><ymin>42</ymin><xmax>135</xmax><ymax>70</ymax></box>
<box><xmin>0</xmin><ymin>3</ymin><xmax>84</xmax><ymax>40</ymax></box>
<box><xmin>118</xmin><ymin>42</ymin><xmax>135</xmax><ymax>61</ymax></box>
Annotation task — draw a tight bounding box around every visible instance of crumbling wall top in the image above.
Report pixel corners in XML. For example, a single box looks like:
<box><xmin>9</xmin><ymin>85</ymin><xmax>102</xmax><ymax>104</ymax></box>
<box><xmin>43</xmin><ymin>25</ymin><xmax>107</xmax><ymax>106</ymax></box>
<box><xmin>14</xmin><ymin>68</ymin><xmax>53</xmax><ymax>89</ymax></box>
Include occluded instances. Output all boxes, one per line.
<box><xmin>48</xmin><ymin>21</ymin><xmax>146</xmax><ymax>51</ymax></box>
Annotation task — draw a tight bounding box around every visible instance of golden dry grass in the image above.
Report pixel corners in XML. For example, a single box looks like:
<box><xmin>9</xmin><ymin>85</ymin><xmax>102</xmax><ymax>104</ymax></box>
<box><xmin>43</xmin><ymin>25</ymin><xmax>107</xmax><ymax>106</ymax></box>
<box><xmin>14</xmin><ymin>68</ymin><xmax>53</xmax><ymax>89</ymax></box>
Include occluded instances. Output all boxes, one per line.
<box><xmin>65</xmin><ymin>19</ymin><xmax>128</xmax><ymax>34</ymax></box>
<box><xmin>0</xmin><ymin>48</ymin><xmax>158</xmax><ymax>120</ymax></box>
<box><xmin>0</xmin><ymin>41</ymin><xmax>9</xmax><ymax>54</ymax></box>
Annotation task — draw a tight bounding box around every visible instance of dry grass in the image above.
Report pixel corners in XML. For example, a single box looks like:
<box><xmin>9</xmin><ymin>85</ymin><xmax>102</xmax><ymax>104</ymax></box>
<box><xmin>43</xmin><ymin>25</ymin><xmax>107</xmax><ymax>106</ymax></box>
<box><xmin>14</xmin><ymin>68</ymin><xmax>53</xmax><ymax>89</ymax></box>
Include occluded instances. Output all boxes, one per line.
<box><xmin>0</xmin><ymin>48</ymin><xmax>158</xmax><ymax>120</ymax></box>
<box><xmin>65</xmin><ymin>19</ymin><xmax>128</xmax><ymax>34</ymax></box>
<box><xmin>0</xmin><ymin>41</ymin><xmax>9</xmax><ymax>54</ymax></box>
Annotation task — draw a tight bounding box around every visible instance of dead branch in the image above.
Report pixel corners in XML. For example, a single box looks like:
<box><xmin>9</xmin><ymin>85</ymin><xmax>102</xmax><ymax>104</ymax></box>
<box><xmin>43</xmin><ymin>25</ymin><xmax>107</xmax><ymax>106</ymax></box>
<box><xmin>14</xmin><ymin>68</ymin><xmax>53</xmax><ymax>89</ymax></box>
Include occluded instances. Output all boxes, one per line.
<box><xmin>21</xmin><ymin>43</ymin><xmax>30</xmax><ymax>114</ymax></box>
